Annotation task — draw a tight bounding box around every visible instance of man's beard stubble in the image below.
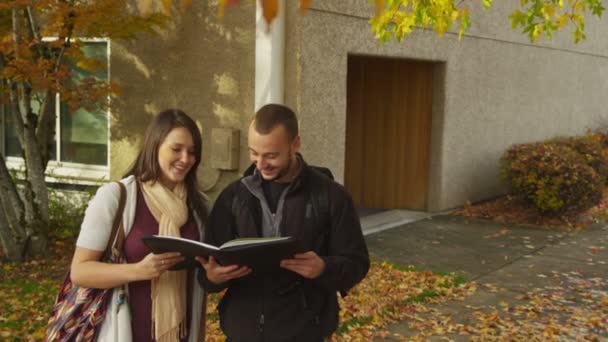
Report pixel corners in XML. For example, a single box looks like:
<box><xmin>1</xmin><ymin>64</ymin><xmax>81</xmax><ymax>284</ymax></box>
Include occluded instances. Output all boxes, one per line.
<box><xmin>268</xmin><ymin>149</ymin><xmax>294</xmax><ymax>182</ymax></box>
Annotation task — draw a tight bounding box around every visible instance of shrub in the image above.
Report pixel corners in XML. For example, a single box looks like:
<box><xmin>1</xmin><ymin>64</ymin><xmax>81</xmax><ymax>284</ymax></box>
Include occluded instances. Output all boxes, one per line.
<box><xmin>549</xmin><ymin>132</ymin><xmax>608</xmax><ymax>184</ymax></box>
<box><xmin>591</xmin><ymin>130</ymin><xmax>608</xmax><ymax>150</ymax></box>
<box><xmin>500</xmin><ymin>142</ymin><xmax>603</xmax><ymax>215</ymax></box>
<box><xmin>48</xmin><ymin>187</ymin><xmax>96</xmax><ymax>239</ymax></box>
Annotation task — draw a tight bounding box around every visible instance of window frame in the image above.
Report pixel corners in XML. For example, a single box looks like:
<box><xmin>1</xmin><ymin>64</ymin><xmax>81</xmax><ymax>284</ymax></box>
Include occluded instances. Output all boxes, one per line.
<box><xmin>1</xmin><ymin>37</ymin><xmax>111</xmax><ymax>185</ymax></box>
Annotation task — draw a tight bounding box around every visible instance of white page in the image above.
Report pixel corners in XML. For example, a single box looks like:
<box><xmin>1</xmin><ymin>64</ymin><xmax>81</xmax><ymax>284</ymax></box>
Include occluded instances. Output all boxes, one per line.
<box><xmin>220</xmin><ymin>236</ymin><xmax>292</xmax><ymax>249</ymax></box>
<box><xmin>152</xmin><ymin>235</ymin><xmax>220</xmax><ymax>250</ymax></box>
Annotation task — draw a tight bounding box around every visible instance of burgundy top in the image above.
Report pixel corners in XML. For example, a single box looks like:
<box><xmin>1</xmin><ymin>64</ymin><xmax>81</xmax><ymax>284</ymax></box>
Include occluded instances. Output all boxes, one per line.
<box><xmin>124</xmin><ymin>187</ymin><xmax>199</xmax><ymax>342</ymax></box>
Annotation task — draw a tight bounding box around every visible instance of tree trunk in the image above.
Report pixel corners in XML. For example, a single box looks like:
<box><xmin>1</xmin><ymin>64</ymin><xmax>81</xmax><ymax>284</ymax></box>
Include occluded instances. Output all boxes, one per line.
<box><xmin>0</xmin><ymin>155</ymin><xmax>25</xmax><ymax>228</ymax></box>
<box><xmin>0</xmin><ymin>138</ymin><xmax>49</xmax><ymax>258</ymax></box>
<box><xmin>23</xmin><ymin>122</ymin><xmax>50</xmax><ymax>222</ymax></box>
<box><xmin>20</xmin><ymin>112</ymin><xmax>49</xmax><ymax>256</ymax></box>
<box><xmin>0</xmin><ymin>154</ymin><xmax>26</xmax><ymax>261</ymax></box>
<box><xmin>0</xmin><ymin>202</ymin><xmax>23</xmax><ymax>262</ymax></box>
<box><xmin>5</xmin><ymin>6</ymin><xmax>49</xmax><ymax>257</ymax></box>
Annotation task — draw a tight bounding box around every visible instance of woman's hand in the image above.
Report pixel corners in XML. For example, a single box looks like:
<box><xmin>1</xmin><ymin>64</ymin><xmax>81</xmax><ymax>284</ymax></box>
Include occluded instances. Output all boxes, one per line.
<box><xmin>133</xmin><ymin>252</ymin><xmax>185</xmax><ymax>281</ymax></box>
<box><xmin>196</xmin><ymin>256</ymin><xmax>251</xmax><ymax>285</ymax></box>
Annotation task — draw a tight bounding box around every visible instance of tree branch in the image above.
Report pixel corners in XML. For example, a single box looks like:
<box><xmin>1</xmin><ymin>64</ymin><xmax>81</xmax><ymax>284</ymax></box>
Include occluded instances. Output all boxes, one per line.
<box><xmin>36</xmin><ymin>3</ymin><xmax>75</xmax><ymax>158</ymax></box>
<box><xmin>36</xmin><ymin>90</ymin><xmax>55</xmax><ymax>166</ymax></box>
<box><xmin>18</xmin><ymin>82</ymin><xmax>33</xmax><ymax>127</ymax></box>
<box><xmin>52</xmin><ymin>1</ymin><xmax>75</xmax><ymax>74</ymax></box>
<box><xmin>25</xmin><ymin>6</ymin><xmax>42</xmax><ymax>44</ymax></box>
<box><xmin>26</xmin><ymin>6</ymin><xmax>51</xmax><ymax>75</ymax></box>
<box><xmin>9</xmin><ymin>8</ymin><xmax>29</xmax><ymax>146</ymax></box>
<box><xmin>0</xmin><ymin>53</ymin><xmax>23</xmax><ymax>150</ymax></box>
<box><xmin>6</xmin><ymin>82</ymin><xmax>26</xmax><ymax>147</ymax></box>
<box><xmin>11</xmin><ymin>7</ymin><xmax>20</xmax><ymax>55</ymax></box>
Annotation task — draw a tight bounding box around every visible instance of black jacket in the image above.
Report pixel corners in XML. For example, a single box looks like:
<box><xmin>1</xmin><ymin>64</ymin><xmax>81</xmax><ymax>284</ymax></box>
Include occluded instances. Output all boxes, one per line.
<box><xmin>200</xmin><ymin>158</ymin><xmax>370</xmax><ymax>342</ymax></box>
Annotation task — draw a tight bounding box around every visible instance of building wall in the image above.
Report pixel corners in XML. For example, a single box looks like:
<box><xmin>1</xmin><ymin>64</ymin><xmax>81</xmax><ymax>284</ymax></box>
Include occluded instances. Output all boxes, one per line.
<box><xmin>286</xmin><ymin>0</ymin><xmax>608</xmax><ymax>211</ymax></box>
<box><xmin>109</xmin><ymin>1</ymin><xmax>256</xmax><ymax>199</ymax></box>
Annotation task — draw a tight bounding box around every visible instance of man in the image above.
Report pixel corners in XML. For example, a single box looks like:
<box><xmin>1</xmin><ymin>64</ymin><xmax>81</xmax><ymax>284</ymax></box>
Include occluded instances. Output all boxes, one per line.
<box><xmin>198</xmin><ymin>104</ymin><xmax>369</xmax><ymax>342</ymax></box>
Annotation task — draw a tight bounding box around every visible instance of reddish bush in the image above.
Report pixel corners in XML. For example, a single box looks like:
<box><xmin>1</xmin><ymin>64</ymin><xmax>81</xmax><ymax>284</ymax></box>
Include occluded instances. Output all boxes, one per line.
<box><xmin>500</xmin><ymin>142</ymin><xmax>603</xmax><ymax>215</ymax></box>
<box><xmin>549</xmin><ymin>133</ymin><xmax>608</xmax><ymax>184</ymax></box>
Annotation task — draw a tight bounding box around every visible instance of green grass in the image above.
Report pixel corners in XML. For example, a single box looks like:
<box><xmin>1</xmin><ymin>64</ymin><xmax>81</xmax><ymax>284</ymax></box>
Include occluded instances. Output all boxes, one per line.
<box><xmin>0</xmin><ymin>278</ymin><xmax>59</xmax><ymax>340</ymax></box>
<box><xmin>374</xmin><ymin>259</ymin><xmax>469</xmax><ymax>285</ymax></box>
<box><xmin>335</xmin><ymin>316</ymin><xmax>373</xmax><ymax>335</ymax></box>
<box><xmin>403</xmin><ymin>289</ymin><xmax>439</xmax><ymax>304</ymax></box>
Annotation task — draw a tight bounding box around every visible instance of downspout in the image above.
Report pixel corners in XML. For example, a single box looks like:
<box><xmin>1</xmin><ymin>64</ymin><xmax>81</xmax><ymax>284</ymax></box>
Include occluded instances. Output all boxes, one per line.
<box><xmin>255</xmin><ymin>0</ymin><xmax>285</xmax><ymax>110</ymax></box>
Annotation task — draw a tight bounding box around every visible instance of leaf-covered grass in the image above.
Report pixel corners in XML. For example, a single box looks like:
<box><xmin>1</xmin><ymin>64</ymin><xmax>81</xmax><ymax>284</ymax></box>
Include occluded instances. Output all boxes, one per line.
<box><xmin>0</xmin><ymin>239</ymin><xmax>474</xmax><ymax>341</ymax></box>
<box><xmin>5</xmin><ymin>240</ymin><xmax>606</xmax><ymax>341</ymax></box>
<box><xmin>0</xmin><ymin>238</ymin><xmax>70</xmax><ymax>341</ymax></box>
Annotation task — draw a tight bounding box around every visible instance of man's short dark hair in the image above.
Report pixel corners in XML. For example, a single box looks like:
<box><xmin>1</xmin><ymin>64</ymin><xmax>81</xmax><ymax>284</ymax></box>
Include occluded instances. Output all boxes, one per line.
<box><xmin>254</xmin><ymin>104</ymin><xmax>299</xmax><ymax>141</ymax></box>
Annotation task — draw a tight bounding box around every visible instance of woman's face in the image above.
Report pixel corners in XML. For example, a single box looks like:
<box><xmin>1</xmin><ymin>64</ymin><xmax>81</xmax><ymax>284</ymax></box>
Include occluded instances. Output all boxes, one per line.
<box><xmin>157</xmin><ymin>127</ymin><xmax>196</xmax><ymax>189</ymax></box>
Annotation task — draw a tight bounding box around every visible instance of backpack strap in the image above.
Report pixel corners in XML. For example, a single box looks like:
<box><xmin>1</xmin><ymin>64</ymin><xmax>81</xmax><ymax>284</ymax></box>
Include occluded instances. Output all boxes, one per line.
<box><xmin>231</xmin><ymin>182</ymin><xmax>260</xmax><ymax>237</ymax></box>
<box><xmin>309</xmin><ymin>169</ymin><xmax>330</xmax><ymax>228</ymax></box>
<box><xmin>308</xmin><ymin>169</ymin><xmax>350</xmax><ymax>298</ymax></box>
<box><xmin>311</xmin><ymin>166</ymin><xmax>334</xmax><ymax>180</ymax></box>
<box><xmin>231</xmin><ymin>186</ymin><xmax>242</xmax><ymax>219</ymax></box>
<box><xmin>103</xmin><ymin>181</ymin><xmax>127</xmax><ymax>262</ymax></box>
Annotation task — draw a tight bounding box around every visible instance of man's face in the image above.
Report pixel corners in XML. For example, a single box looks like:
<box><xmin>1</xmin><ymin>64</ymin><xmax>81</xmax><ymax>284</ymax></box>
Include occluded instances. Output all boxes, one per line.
<box><xmin>248</xmin><ymin>123</ymin><xmax>300</xmax><ymax>182</ymax></box>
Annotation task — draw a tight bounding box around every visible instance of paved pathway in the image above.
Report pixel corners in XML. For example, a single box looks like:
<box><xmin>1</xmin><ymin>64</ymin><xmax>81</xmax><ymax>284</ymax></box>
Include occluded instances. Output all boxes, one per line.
<box><xmin>364</xmin><ymin>215</ymin><xmax>608</xmax><ymax>340</ymax></box>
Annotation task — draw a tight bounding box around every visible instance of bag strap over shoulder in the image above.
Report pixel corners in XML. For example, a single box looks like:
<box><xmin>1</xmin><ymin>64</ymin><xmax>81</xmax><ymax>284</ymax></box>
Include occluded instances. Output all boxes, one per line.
<box><xmin>102</xmin><ymin>181</ymin><xmax>127</xmax><ymax>262</ymax></box>
<box><xmin>309</xmin><ymin>167</ymin><xmax>331</xmax><ymax>226</ymax></box>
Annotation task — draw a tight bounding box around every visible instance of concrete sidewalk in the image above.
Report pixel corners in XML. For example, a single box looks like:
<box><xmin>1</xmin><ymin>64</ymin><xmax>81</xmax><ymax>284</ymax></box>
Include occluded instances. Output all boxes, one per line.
<box><xmin>364</xmin><ymin>214</ymin><xmax>608</xmax><ymax>340</ymax></box>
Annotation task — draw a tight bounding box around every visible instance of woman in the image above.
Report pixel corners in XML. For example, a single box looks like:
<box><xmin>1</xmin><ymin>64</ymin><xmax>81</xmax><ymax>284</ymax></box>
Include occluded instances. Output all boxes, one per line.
<box><xmin>71</xmin><ymin>109</ymin><xmax>208</xmax><ymax>342</ymax></box>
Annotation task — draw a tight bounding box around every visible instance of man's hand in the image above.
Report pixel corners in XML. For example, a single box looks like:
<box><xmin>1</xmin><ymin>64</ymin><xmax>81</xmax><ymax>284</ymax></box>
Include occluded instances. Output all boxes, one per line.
<box><xmin>280</xmin><ymin>251</ymin><xmax>326</xmax><ymax>279</ymax></box>
<box><xmin>196</xmin><ymin>256</ymin><xmax>251</xmax><ymax>285</ymax></box>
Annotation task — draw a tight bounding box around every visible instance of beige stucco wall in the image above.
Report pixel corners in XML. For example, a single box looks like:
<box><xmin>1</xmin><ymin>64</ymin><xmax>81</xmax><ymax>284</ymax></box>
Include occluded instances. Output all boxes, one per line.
<box><xmin>109</xmin><ymin>1</ymin><xmax>256</xmax><ymax>199</ymax></box>
<box><xmin>285</xmin><ymin>0</ymin><xmax>608</xmax><ymax>211</ymax></box>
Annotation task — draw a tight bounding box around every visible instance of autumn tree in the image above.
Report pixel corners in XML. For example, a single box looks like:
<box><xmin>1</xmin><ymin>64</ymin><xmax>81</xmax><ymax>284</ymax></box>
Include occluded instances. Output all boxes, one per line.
<box><xmin>223</xmin><ymin>0</ymin><xmax>604</xmax><ymax>44</ymax></box>
<box><xmin>370</xmin><ymin>0</ymin><xmax>605</xmax><ymax>44</ymax></box>
<box><xmin>0</xmin><ymin>0</ymin><xmax>179</xmax><ymax>261</ymax></box>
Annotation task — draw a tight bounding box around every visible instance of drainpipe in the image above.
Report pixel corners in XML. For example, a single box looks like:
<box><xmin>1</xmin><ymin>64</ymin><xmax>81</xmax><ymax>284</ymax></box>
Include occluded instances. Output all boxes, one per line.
<box><xmin>255</xmin><ymin>0</ymin><xmax>285</xmax><ymax>111</ymax></box>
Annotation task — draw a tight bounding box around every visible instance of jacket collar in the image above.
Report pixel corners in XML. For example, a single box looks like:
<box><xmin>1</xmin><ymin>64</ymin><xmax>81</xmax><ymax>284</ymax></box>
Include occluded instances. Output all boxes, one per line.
<box><xmin>242</xmin><ymin>153</ymin><xmax>311</xmax><ymax>192</ymax></box>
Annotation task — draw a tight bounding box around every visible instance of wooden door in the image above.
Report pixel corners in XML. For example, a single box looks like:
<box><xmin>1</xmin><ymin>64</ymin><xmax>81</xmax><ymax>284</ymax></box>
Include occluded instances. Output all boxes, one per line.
<box><xmin>345</xmin><ymin>55</ymin><xmax>434</xmax><ymax>210</ymax></box>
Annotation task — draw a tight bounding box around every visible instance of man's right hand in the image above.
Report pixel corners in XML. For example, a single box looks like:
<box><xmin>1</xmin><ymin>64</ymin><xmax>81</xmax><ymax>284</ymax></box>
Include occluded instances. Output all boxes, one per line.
<box><xmin>196</xmin><ymin>256</ymin><xmax>251</xmax><ymax>284</ymax></box>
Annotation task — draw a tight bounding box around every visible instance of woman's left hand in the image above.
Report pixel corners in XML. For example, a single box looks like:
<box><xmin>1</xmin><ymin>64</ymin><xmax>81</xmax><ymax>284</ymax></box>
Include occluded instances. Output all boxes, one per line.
<box><xmin>133</xmin><ymin>252</ymin><xmax>185</xmax><ymax>280</ymax></box>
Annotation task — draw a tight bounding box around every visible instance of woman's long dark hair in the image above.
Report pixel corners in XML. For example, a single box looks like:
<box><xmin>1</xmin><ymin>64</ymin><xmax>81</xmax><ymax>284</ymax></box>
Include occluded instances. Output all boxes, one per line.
<box><xmin>124</xmin><ymin>109</ymin><xmax>207</xmax><ymax>223</ymax></box>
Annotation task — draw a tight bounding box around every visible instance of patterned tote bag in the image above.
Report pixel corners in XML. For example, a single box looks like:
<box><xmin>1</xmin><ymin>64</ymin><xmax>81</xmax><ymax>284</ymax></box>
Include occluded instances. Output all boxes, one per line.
<box><xmin>46</xmin><ymin>182</ymin><xmax>127</xmax><ymax>341</ymax></box>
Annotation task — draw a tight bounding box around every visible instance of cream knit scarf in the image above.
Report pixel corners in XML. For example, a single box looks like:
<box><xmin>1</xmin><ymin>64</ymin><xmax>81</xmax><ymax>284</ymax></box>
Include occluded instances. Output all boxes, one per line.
<box><xmin>141</xmin><ymin>180</ymin><xmax>188</xmax><ymax>342</ymax></box>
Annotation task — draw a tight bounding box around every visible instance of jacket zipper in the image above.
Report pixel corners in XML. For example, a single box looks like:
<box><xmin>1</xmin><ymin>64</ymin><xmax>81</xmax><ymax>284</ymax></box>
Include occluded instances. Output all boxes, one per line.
<box><xmin>260</xmin><ymin>278</ymin><xmax>265</xmax><ymax>337</ymax></box>
<box><xmin>259</xmin><ymin>313</ymin><xmax>265</xmax><ymax>333</ymax></box>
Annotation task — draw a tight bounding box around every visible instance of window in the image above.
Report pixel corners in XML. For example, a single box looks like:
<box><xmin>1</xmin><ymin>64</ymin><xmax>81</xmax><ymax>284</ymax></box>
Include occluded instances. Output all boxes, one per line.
<box><xmin>1</xmin><ymin>39</ymin><xmax>110</xmax><ymax>182</ymax></box>
<box><xmin>2</xmin><ymin>105</ymin><xmax>23</xmax><ymax>158</ymax></box>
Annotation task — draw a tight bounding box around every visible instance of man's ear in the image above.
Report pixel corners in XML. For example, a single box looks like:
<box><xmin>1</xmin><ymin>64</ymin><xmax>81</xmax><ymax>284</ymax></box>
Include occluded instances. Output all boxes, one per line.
<box><xmin>291</xmin><ymin>135</ymin><xmax>301</xmax><ymax>153</ymax></box>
